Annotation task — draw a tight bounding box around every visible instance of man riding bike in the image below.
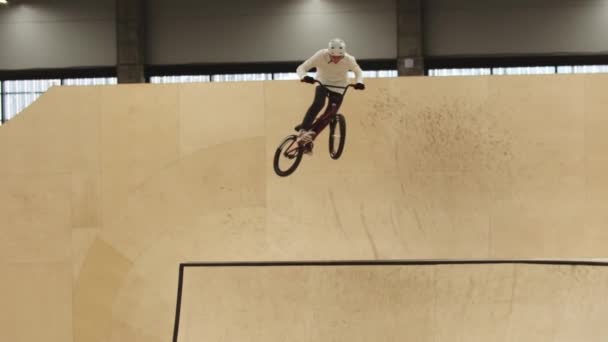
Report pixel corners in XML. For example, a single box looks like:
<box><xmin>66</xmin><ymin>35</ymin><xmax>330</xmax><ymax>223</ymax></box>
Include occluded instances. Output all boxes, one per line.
<box><xmin>296</xmin><ymin>38</ymin><xmax>365</xmax><ymax>155</ymax></box>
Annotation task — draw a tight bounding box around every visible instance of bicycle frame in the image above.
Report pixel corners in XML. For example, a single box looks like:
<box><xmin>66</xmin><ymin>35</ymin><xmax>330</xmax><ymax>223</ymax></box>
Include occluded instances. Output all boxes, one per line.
<box><xmin>309</xmin><ymin>110</ymin><xmax>334</xmax><ymax>138</ymax></box>
<box><xmin>283</xmin><ymin>81</ymin><xmax>355</xmax><ymax>157</ymax></box>
<box><xmin>310</xmin><ymin>83</ymin><xmax>350</xmax><ymax>136</ymax></box>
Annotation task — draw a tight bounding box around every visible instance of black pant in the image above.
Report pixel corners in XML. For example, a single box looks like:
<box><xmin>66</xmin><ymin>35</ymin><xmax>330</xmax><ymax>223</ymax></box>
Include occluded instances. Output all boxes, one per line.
<box><xmin>300</xmin><ymin>85</ymin><xmax>344</xmax><ymax>130</ymax></box>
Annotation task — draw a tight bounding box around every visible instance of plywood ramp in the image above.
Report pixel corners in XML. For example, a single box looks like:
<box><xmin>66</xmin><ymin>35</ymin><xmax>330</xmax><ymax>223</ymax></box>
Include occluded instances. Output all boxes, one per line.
<box><xmin>177</xmin><ymin>262</ymin><xmax>608</xmax><ymax>342</ymax></box>
<box><xmin>0</xmin><ymin>74</ymin><xmax>607</xmax><ymax>341</ymax></box>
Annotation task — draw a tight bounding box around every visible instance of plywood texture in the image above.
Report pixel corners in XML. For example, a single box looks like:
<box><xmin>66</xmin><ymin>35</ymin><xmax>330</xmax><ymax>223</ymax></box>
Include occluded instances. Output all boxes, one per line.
<box><xmin>0</xmin><ymin>74</ymin><xmax>607</xmax><ymax>341</ymax></box>
<box><xmin>178</xmin><ymin>264</ymin><xmax>608</xmax><ymax>342</ymax></box>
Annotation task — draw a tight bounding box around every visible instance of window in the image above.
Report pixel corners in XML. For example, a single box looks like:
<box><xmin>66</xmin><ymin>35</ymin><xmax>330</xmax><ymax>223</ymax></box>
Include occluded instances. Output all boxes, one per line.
<box><xmin>273</xmin><ymin>73</ymin><xmax>300</xmax><ymax>80</ymax></box>
<box><xmin>377</xmin><ymin>70</ymin><xmax>398</xmax><ymax>78</ymax></box>
<box><xmin>428</xmin><ymin>68</ymin><xmax>491</xmax><ymax>77</ymax></box>
<box><xmin>428</xmin><ymin>66</ymin><xmax>558</xmax><ymax>77</ymax></box>
<box><xmin>557</xmin><ymin>65</ymin><xmax>608</xmax><ymax>74</ymax></box>
<box><xmin>150</xmin><ymin>75</ymin><xmax>210</xmax><ymax>84</ymax></box>
<box><xmin>429</xmin><ymin>65</ymin><xmax>608</xmax><ymax>77</ymax></box>
<box><xmin>63</xmin><ymin>77</ymin><xmax>117</xmax><ymax>86</ymax></box>
<box><xmin>492</xmin><ymin>66</ymin><xmax>556</xmax><ymax>75</ymax></box>
<box><xmin>211</xmin><ymin>73</ymin><xmax>272</xmax><ymax>82</ymax></box>
<box><xmin>352</xmin><ymin>70</ymin><xmax>398</xmax><ymax>78</ymax></box>
<box><xmin>3</xmin><ymin>79</ymin><xmax>61</xmax><ymax>121</ymax></box>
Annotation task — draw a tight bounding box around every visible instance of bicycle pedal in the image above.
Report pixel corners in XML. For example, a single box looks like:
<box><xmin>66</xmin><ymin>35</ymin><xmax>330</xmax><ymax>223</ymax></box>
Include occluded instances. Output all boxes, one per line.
<box><xmin>304</xmin><ymin>144</ymin><xmax>314</xmax><ymax>155</ymax></box>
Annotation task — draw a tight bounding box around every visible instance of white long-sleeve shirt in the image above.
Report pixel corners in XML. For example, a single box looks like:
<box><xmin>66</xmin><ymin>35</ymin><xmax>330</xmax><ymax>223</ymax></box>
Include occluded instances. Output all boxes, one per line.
<box><xmin>296</xmin><ymin>49</ymin><xmax>364</xmax><ymax>91</ymax></box>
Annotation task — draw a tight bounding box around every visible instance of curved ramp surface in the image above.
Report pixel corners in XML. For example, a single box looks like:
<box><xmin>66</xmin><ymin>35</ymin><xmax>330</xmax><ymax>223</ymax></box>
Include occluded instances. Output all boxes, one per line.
<box><xmin>176</xmin><ymin>262</ymin><xmax>608</xmax><ymax>342</ymax></box>
<box><xmin>0</xmin><ymin>75</ymin><xmax>608</xmax><ymax>341</ymax></box>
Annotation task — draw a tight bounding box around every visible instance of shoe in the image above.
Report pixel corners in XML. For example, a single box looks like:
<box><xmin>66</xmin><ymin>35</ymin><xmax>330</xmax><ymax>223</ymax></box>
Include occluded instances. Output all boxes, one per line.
<box><xmin>298</xmin><ymin>129</ymin><xmax>316</xmax><ymax>144</ymax></box>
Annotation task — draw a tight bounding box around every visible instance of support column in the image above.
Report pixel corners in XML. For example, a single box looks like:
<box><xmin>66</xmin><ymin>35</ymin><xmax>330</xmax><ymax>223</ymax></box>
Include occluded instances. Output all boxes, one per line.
<box><xmin>397</xmin><ymin>0</ymin><xmax>425</xmax><ymax>76</ymax></box>
<box><xmin>116</xmin><ymin>0</ymin><xmax>145</xmax><ymax>83</ymax></box>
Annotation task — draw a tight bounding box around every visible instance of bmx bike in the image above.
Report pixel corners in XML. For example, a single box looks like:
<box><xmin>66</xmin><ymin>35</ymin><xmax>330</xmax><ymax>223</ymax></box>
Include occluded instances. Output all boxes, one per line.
<box><xmin>273</xmin><ymin>80</ymin><xmax>357</xmax><ymax>177</ymax></box>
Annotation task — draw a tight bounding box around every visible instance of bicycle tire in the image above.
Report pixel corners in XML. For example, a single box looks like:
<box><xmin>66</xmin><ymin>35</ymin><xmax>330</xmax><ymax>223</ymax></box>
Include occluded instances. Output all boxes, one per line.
<box><xmin>329</xmin><ymin>114</ymin><xmax>346</xmax><ymax>160</ymax></box>
<box><xmin>273</xmin><ymin>135</ymin><xmax>304</xmax><ymax>177</ymax></box>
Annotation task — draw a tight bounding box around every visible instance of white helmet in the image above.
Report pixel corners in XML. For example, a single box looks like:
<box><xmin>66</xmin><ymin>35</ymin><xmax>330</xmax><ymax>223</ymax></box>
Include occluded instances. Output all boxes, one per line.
<box><xmin>328</xmin><ymin>38</ymin><xmax>346</xmax><ymax>56</ymax></box>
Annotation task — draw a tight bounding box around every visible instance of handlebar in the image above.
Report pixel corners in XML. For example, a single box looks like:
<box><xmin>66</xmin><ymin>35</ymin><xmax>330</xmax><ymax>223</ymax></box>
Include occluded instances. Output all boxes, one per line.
<box><xmin>312</xmin><ymin>80</ymin><xmax>359</xmax><ymax>96</ymax></box>
<box><xmin>314</xmin><ymin>80</ymin><xmax>355</xmax><ymax>90</ymax></box>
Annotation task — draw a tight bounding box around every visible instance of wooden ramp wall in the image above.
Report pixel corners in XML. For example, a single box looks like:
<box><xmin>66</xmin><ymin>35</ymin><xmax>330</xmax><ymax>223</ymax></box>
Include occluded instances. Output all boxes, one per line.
<box><xmin>1</xmin><ymin>74</ymin><xmax>607</xmax><ymax>341</ymax></box>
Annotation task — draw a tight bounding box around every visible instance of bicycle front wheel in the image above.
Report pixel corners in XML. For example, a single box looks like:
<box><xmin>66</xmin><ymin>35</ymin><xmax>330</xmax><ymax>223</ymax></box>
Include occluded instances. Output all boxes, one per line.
<box><xmin>329</xmin><ymin>114</ymin><xmax>346</xmax><ymax>159</ymax></box>
<box><xmin>273</xmin><ymin>135</ymin><xmax>304</xmax><ymax>177</ymax></box>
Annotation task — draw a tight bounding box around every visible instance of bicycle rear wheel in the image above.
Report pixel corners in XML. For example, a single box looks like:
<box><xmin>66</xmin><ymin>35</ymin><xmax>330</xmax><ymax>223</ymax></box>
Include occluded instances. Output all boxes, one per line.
<box><xmin>273</xmin><ymin>135</ymin><xmax>304</xmax><ymax>177</ymax></box>
<box><xmin>329</xmin><ymin>114</ymin><xmax>346</xmax><ymax>159</ymax></box>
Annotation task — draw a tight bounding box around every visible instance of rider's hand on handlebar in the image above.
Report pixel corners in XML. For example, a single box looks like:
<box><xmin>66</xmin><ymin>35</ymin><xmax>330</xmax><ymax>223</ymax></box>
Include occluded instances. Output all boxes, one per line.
<box><xmin>354</xmin><ymin>83</ymin><xmax>365</xmax><ymax>90</ymax></box>
<box><xmin>301</xmin><ymin>76</ymin><xmax>315</xmax><ymax>84</ymax></box>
